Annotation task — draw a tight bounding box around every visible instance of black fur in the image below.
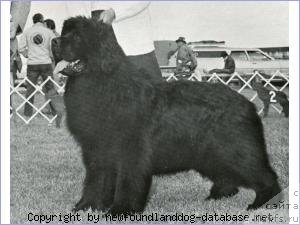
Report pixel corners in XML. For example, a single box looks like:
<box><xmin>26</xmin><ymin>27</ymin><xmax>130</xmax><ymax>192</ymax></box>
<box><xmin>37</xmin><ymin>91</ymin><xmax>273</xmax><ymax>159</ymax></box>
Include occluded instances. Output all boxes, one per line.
<box><xmin>57</xmin><ymin>17</ymin><xmax>281</xmax><ymax>214</ymax></box>
<box><xmin>252</xmin><ymin>82</ymin><xmax>289</xmax><ymax>117</ymax></box>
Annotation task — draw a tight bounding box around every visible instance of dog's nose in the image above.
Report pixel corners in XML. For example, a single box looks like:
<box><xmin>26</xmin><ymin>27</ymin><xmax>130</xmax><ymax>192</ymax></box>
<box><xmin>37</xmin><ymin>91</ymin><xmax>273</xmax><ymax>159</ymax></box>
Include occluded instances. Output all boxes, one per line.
<box><xmin>51</xmin><ymin>37</ymin><xmax>62</xmax><ymax>65</ymax></box>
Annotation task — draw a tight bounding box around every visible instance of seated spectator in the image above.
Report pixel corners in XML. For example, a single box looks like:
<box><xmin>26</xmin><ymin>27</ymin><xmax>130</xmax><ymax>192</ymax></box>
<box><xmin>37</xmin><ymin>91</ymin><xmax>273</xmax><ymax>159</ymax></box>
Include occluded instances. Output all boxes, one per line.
<box><xmin>204</xmin><ymin>51</ymin><xmax>235</xmax><ymax>75</ymax></box>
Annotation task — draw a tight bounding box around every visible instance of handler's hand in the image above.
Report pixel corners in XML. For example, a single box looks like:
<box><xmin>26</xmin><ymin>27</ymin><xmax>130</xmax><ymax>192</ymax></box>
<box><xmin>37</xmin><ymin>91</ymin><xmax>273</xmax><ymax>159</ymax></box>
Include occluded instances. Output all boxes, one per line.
<box><xmin>19</xmin><ymin>50</ymin><xmax>28</xmax><ymax>58</ymax></box>
<box><xmin>99</xmin><ymin>8</ymin><xmax>116</xmax><ymax>25</ymax></box>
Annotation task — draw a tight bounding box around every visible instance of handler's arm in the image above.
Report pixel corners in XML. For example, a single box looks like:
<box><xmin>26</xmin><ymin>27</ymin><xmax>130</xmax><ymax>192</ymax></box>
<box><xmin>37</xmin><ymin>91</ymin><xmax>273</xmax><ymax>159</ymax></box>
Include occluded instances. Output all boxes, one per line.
<box><xmin>92</xmin><ymin>2</ymin><xmax>150</xmax><ymax>23</ymax></box>
<box><xmin>113</xmin><ymin>2</ymin><xmax>151</xmax><ymax>22</ymax></box>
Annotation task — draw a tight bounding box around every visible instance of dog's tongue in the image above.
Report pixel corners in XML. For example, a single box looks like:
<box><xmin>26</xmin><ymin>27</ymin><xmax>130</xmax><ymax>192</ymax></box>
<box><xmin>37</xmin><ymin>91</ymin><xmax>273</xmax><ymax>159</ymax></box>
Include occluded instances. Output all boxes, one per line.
<box><xmin>58</xmin><ymin>60</ymin><xmax>86</xmax><ymax>77</ymax></box>
<box><xmin>53</xmin><ymin>60</ymin><xmax>71</xmax><ymax>75</ymax></box>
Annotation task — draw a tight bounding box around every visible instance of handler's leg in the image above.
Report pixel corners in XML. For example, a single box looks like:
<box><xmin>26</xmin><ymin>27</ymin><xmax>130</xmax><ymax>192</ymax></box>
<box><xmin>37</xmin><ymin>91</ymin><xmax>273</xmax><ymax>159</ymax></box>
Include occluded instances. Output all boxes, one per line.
<box><xmin>263</xmin><ymin>101</ymin><xmax>270</xmax><ymax>117</ymax></box>
<box><xmin>41</xmin><ymin>64</ymin><xmax>63</xmax><ymax>127</ymax></box>
<box><xmin>24</xmin><ymin>65</ymin><xmax>39</xmax><ymax>117</ymax></box>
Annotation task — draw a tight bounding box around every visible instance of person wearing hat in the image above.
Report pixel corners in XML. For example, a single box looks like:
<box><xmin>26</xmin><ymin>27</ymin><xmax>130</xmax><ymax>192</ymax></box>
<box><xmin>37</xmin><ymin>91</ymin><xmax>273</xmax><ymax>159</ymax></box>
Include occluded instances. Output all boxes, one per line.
<box><xmin>204</xmin><ymin>50</ymin><xmax>235</xmax><ymax>75</ymax></box>
<box><xmin>175</xmin><ymin>37</ymin><xmax>197</xmax><ymax>74</ymax></box>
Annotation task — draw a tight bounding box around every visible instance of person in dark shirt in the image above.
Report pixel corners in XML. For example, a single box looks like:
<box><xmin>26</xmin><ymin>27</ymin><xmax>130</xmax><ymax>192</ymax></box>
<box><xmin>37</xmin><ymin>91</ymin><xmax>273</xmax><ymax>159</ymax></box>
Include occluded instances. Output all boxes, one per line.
<box><xmin>44</xmin><ymin>19</ymin><xmax>60</xmax><ymax>37</ymax></box>
<box><xmin>205</xmin><ymin>51</ymin><xmax>235</xmax><ymax>74</ymax></box>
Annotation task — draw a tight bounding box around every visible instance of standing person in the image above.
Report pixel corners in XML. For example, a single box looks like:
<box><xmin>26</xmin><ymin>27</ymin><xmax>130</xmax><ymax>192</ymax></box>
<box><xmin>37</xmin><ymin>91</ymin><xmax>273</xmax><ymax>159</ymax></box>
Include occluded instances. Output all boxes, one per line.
<box><xmin>91</xmin><ymin>2</ymin><xmax>162</xmax><ymax>81</ymax></box>
<box><xmin>41</xmin><ymin>18</ymin><xmax>60</xmax><ymax>115</ymax></box>
<box><xmin>10</xmin><ymin>1</ymin><xmax>31</xmax><ymax>113</ymax></box>
<box><xmin>19</xmin><ymin>13</ymin><xmax>61</xmax><ymax>126</ymax></box>
<box><xmin>94</xmin><ymin>3</ymin><xmax>163</xmax><ymax>81</ymax></box>
<box><xmin>174</xmin><ymin>37</ymin><xmax>197</xmax><ymax>75</ymax></box>
<box><xmin>203</xmin><ymin>51</ymin><xmax>235</xmax><ymax>83</ymax></box>
<box><xmin>62</xmin><ymin>2</ymin><xmax>162</xmax><ymax>81</ymax></box>
<box><xmin>44</xmin><ymin>19</ymin><xmax>60</xmax><ymax>37</ymax></box>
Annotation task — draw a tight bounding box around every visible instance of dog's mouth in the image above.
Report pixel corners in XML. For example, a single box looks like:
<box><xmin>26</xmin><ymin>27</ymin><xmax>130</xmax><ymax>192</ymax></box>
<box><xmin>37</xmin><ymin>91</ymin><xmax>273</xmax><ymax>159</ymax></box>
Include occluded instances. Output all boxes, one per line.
<box><xmin>58</xmin><ymin>60</ymin><xmax>87</xmax><ymax>77</ymax></box>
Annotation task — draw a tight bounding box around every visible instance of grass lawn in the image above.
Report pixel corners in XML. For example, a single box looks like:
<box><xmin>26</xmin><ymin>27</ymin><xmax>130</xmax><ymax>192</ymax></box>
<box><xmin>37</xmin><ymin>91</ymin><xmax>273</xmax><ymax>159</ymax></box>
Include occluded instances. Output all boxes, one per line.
<box><xmin>10</xmin><ymin>89</ymin><xmax>289</xmax><ymax>224</ymax></box>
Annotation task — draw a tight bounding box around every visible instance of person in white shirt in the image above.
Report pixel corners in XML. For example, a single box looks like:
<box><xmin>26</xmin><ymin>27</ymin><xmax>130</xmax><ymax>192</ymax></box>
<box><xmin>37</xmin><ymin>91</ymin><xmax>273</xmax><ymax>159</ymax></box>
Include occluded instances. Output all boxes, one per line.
<box><xmin>19</xmin><ymin>13</ymin><xmax>58</xmax><ymax>118</ymax></box>
<box><xmin>62</xmin><ymin>2</ymin><xmax>162</xmax><ymax>81</ymax></box>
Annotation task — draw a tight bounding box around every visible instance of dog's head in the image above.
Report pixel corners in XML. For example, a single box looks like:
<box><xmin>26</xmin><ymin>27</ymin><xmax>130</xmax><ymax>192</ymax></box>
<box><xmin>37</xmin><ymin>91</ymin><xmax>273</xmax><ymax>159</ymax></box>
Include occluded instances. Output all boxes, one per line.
<box><xmin>52</xmin><ymin>16</ymin><xmax>125</xmax><ymax>74</ymax></box>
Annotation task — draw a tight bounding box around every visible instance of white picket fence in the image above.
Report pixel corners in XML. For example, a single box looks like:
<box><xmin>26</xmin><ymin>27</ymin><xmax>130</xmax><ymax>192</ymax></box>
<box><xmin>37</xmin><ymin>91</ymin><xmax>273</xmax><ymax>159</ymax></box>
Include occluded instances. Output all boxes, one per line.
<box><xmin>10</xmin><ymin>70</ymin><xmax>289</xmax><ymax>124</ymax></box>
<box><xmin>10</xmin><ymin>76</ymin><xmax>65</xmax><ymax>124</ymax></box>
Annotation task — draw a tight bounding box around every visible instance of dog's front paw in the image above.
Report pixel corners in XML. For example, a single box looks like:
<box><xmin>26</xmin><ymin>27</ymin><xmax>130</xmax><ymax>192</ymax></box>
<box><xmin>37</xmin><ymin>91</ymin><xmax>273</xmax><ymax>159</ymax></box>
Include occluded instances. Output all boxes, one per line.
<box><xmin>107</xmin><ymin>205</ymin><xmax>134</xmax><ymax>216</ymax></box>
<box><xmin>72</xmin><ymin>198</ymin><xmax>106</xmax><ymax>212</ymax></box>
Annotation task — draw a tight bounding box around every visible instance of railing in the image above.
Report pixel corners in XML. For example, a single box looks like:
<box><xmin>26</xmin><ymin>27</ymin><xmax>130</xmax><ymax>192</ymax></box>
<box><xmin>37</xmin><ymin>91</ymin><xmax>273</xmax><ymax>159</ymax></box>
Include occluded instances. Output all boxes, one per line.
<box><xmin>10</xmin><ymin>70</ymin><xmax>289</xmax><ymax>124</ymax></box>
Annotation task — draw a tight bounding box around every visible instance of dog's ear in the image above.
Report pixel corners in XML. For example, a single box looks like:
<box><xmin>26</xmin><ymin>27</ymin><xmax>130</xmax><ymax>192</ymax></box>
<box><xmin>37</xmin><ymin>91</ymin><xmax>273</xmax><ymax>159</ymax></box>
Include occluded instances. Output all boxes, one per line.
<box><xmin>86</xmin><ymin>21</ymin><xmax>126</xmax><ymax>74</ymax></box>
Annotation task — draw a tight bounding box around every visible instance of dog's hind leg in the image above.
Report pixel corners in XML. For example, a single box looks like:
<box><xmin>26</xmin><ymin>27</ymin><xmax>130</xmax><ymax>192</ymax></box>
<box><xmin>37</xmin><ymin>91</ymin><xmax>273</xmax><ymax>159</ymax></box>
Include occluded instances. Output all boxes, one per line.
<box><xmin>206</xmin><ymin>179</ymin><xmax>239</xmax><ymax>200</ymax></box>
<box><xmin>263</xmin><ymin>101</ymin><xmax>270</xmax><ymax>117</ymax></box>
<box><xmin>281</xmin><ymin>103</ymin><xmax>289</xmax><ymax>117</ymax></box>
<box><xmin>247</xmin><ymin>171</ymin><xmax>282</xmax><ymax>210</ymax></box>
<box><xmin>194</xmin><ymin>143</ymin><xmax>239</xmax><ymax>201</ymax></box>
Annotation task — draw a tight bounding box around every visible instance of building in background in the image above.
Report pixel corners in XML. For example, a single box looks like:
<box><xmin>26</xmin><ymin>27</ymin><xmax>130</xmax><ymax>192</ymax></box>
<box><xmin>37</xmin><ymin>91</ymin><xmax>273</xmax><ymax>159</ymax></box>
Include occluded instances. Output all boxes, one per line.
<box><xmin>259</xmin><ymin>47</ymin><xmax>289</xmax><ymax>60</ymax></box>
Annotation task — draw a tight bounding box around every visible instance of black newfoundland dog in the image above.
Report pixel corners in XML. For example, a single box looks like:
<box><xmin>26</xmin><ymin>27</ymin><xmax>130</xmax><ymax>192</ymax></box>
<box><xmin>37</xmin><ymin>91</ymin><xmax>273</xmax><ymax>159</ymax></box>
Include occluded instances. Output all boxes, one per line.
<box><xmin>54</xmin><ymin>16</ymin><xmax>281</xmax><ymax>214</ymax></box>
